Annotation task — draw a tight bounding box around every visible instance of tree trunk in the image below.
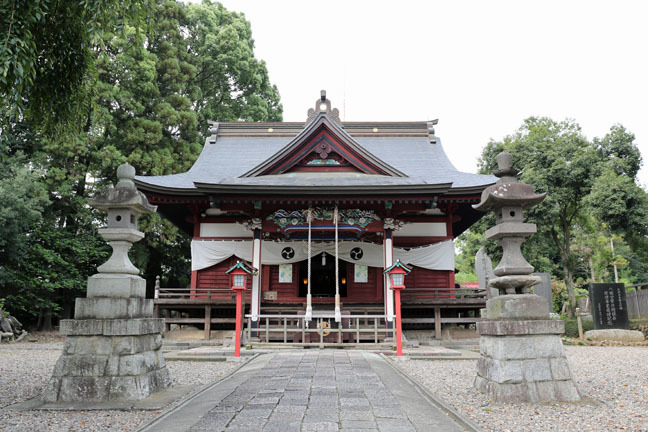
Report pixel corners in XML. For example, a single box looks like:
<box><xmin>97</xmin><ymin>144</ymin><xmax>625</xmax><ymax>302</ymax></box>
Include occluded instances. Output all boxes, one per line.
<box><xmin>145</xmin><ymin>245</ymin><xmax>162</xmax><ymax>299</ymax></box>
<box><xmin>563</xmin><ymin>264</ymin><xmax>577</xmax><ymax>318</ymax></box>
<box><xmin>37</xmin><ymin>307</ymin><xmax>53</xmax><ymax>332</ymax></box>
<box><xmin>610</xmin><ymin>237</ymin><xmax>619</xmax><ymax>283</ymax></box>
<box><xmin>551</xmin><ymin>220</ymin><xmax>576</xmax><ymax>318</ymax></box>
<box><xmin>589</xmin><ymin>257</ymin><xmax>596</xmax><ymax>283</ymax></box>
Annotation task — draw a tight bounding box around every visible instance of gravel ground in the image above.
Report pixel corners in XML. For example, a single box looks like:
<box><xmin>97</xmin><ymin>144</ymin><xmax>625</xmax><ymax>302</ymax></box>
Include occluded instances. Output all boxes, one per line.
<box><xmin>0</xmin><ymin>343</ymin><xmax>239</xmax><ymax>432</ymax></box>
<box><xmin>398</xmin><ymin>346</ymin><xmax>648</xmax><ymax>432</ymax></box>
<box><xmin>2</xmin><ymin>344</ymin><xmax>647</xmax><ymax>431</ymax></box>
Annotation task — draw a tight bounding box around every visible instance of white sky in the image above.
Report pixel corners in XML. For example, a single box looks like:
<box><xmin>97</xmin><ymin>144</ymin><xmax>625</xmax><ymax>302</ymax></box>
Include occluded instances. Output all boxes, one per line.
<box><xmin>215</xmin><ymin>0</ymin><xmax>648</xmax><ymax>186</ymax></box>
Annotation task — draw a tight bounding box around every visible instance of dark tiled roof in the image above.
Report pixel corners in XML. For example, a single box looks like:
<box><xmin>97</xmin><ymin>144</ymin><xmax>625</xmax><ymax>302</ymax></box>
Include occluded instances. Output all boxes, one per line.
<box><xmin>135</xmin><ymin>121</ymin><xmax>496</xmax><ymax>195</ymax></box>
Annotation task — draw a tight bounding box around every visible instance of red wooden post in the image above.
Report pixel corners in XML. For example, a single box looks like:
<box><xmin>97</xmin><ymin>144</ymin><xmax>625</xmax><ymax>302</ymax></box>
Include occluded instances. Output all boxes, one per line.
<box><xmin>393</xmin><ymin>287</ymin><xmax>403</xmax><ymax>356</ymax></box>
<box><xmin>384</xmin><ymin>260</ymin><xmax>410</xmax><ymax>358</ymax></box>
<box><xmin>234</xmin><ymin>290</ymin><xmax>243</xmax><ymax>357</ymax></box>
<box><xmin>226</xmin><ymin>261</ymin><xmax>252</xmax><ymax>358</ymax></box>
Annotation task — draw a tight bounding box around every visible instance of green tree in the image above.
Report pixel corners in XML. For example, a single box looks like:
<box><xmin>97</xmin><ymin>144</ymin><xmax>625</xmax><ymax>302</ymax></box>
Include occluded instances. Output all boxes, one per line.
<box><xmin>89</xmin><ymin>0</ymin><xmax>282</xmax><ymax>291</ymax></box>
<box><xmin>0</xmin><ymin>0</ymin><xmax>282</xmax><ymax>327</ymax></box>
<box><xmin>0</xmin><ymin>154</ymin><xmax>49</xmax><ymax>276</ymax></box>
<box><xmin>461</xmin><ymin>117</ymin><xmax>646</xmax><ymax>315</ymax></box>
<box><xmin>0</xmin><ymin>0</ymin><xmax>149</xmax><ymax>131</ymax></box>
<box><xmin>3</xmin><ymin>227</ymin><xmax>109</xmax><ymax>329</ymax></box>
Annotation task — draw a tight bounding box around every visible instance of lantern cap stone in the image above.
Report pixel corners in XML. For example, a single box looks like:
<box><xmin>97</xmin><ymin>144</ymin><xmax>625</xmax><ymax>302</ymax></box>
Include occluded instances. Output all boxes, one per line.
<box><xmin>226</xmin><ymin>260</ymin><xmax>253</xmax><ymax>274</ymax></box>
<box><xmin>384</xmin><ymin>259</ymin><xmax>411</xmax><ymax>274</ymax></box>
<box><xmin>473</xmin><ymin>151</ymin><xmax>545</xmax><ymax>212</ymax></box>
<box><xmin>89</xmin><ymin>163</ymin><xmax>157</xmax><ymax>214</ymax></box>
<box><xmin>473</xmin><ymin>183</ymin><xmax>546</xmax><ymax>212</ymax></box>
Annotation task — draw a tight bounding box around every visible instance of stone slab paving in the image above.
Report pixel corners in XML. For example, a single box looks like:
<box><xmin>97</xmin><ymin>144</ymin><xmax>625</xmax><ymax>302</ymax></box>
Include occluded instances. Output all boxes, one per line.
<box><xmin>138</xmin><ymin>351</ymin><xmax>476</xmax><ymax>432</ymax></box>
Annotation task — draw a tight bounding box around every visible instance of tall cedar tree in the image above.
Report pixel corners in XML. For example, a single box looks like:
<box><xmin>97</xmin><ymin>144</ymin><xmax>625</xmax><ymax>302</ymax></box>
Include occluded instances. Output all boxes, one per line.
<box><xmin>1</xmin><ymin>0</ymin><xmax>282</xmax><ymax>328</ymax></box>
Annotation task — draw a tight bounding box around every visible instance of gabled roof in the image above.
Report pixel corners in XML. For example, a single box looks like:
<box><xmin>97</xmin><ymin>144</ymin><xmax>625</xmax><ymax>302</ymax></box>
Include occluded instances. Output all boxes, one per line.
<box><xmin>242</xmin><ymin>112</ymin><xmax>406</xmax><ymax>177</ymax></box>
<box><xmin>134</xmin><ymin>93</ymin><xmax>497</xmax><ymax>196</ymax></box>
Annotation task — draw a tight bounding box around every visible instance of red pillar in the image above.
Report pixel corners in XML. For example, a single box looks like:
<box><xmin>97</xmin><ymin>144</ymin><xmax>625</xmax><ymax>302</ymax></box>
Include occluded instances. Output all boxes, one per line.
<box><xmin>394</xmin><ymin>287</ymin><xmax>403</xmax><ymax>356</ymax></box>
<box><xmin>234</xmin><ymin>290</ymin><xmax>243</xmax><ymax>358</ymax></box>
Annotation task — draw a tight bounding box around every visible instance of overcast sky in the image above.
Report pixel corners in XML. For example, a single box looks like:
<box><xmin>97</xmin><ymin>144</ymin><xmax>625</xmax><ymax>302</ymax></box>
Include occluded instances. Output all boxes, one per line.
<box><xmin>214</xmin><ymin>0</ymin><xmax>648</xmax><ymax>186</ymax></box>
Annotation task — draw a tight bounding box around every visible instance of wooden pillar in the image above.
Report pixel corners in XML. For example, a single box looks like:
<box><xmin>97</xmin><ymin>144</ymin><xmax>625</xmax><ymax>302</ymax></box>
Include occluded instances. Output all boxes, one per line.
<box><xmin>204</xmin><ymin>304</ymin><xmax>212</xmax><ymax>340</ymax></box>
<box><xmin>383</xmin><ymin>229</ymin><xmax>394</xmax><ymax>326</ymax></box>
<box><xmin>191</xmin><ymin>213</ymin><xmax>200</xmax><ymax>294</ymax></box>
<box><xmin>163</xmin><ymin>309</ymin><xmax>170</xmax><ymax>333</ymax></box>
<box><xmin>446</xmin><ymin>204</ymin><xmax>456</xmax><ymax>291</ymax></box>
<box><xmin>434</xmin><ymin>306</ymin><xmax>442</xmax><ymax>339</ymax></box>
<box><xmin>250</xmin><ymin>228</ymin><xmax>262</xmax><ymax>337</ymax></box>
<box><xmin>376</xmin><ymin>267</ymin><xmax>384</xmax><ymax>299</ymax></box>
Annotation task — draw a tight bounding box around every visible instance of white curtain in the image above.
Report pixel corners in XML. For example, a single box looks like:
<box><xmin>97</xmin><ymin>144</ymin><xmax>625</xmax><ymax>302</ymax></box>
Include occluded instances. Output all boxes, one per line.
<box><xmin>191</xmin><ymin>240</ymin><xmax>454</xmax><ymax>272</ymax></box>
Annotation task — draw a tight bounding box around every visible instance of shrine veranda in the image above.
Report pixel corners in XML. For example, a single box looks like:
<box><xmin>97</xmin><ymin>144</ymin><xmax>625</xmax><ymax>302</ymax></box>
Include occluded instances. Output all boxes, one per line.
<box><xmin>135</xmin><ymin>94</ymin><xmax>497</xmax><ymax>342</ymax></box>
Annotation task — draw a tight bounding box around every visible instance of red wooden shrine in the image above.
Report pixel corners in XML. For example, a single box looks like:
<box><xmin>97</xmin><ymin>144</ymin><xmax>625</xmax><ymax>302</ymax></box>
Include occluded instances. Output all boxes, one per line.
<box><xmin>137</xmin><ymin>92</ymin><xmax>496</xmax><ymax>341</ymax></box>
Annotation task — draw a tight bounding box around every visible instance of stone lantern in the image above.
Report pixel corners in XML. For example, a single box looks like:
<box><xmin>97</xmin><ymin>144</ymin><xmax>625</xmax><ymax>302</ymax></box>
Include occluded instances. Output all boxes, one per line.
<box><xmin>42</xmin><ymin>163</ymin><xmax>170</xmax><ymax>404</ymax></box>
<box><xmin>472</xmin><ymin>152</ymin><xmax>580</xmax><ymax>403</ymax></box>
<box><xmin>473</xmin><ymin>151</ymin><xmax>545</xmax><ymax>295</ymax></box>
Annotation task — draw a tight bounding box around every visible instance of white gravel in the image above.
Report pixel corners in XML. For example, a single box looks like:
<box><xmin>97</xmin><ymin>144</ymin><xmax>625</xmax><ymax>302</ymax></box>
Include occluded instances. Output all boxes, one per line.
<box><xmin>0</xmin><ymin>343</ymin><xmax>239</xmax><ymax>432</ymax></box>
<box><xmin>398</xmin><ymin>346</ymin><xmax>648</xmax><ymax>432</ymax></box>
<box><xmin>2</xmin><ymin>344</ymin><xmax>647</xmax><ymax>431</ymax></box>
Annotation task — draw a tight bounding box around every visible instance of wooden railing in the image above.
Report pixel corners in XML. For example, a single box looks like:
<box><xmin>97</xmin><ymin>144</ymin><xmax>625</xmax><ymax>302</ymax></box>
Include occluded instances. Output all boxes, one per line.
<box><xmin>155</xmin><ymin>287</ymin><xmax>235</xmax><ymax>301</ymax></box>
<box><xmin>400</xmin><ymin>286</ymin><xmax>488</xmax><ymax>300</ymax></box>
<box><xmin>245</xmin><ymin>313</ymin><xmax>395</xmax><ymax>346</ymax></box>
<box><xmin>154</xmin><ymin>286</ymin><xmax>487</xmax><ymax>302</ymax></box>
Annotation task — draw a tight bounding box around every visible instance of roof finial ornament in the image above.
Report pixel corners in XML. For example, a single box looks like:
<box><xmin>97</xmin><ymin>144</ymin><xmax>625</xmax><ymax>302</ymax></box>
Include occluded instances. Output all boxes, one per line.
<box><xmin>307</xmin><ymin>90</ymin><xmax>341</xmax><ymax>123</ymax></box>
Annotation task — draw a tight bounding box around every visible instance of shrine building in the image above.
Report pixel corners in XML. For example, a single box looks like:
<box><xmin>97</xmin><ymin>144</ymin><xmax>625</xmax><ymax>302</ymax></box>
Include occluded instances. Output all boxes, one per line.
<box><xmin>135</xmin><ymin>92</ymin><xmax>496</xmax><ymax>343</ymax></box>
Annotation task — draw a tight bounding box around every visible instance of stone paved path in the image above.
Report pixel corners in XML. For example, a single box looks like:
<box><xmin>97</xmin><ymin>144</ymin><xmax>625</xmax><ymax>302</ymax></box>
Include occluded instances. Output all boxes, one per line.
<box><xmin>139</xmin><ymin>351</ymin><xmax>476</xmax><ymax>432</ymax></box>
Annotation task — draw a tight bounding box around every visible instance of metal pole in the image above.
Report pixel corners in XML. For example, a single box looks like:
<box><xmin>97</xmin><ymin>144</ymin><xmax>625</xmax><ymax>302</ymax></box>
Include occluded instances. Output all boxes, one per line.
<box><xmin>356</xmin><ymin>318</ymin><xmax>360</xmax><ymax>343</ymax></box>
<box><xmin>283</xmin><ymin>318</ymin><xmax>287</xmax><ymax>343</ymax></box>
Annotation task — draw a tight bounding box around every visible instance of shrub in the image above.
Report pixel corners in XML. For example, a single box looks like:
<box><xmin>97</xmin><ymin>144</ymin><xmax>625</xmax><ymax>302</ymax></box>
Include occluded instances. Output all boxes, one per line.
<box><xmin>562</xmin><ymin>318</ymin><xmax>594</xmax><ymax>338</ymax></box>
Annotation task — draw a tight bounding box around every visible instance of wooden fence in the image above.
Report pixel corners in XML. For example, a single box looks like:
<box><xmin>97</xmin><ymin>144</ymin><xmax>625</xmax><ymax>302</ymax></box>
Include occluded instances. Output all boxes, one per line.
<box><xmin>626</xmin><ymin>285</ymin><xmax>648</xmax><ymax>319</ymax></box>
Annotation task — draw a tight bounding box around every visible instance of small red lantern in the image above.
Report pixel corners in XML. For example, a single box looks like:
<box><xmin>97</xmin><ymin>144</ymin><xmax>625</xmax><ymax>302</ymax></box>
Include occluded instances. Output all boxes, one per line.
<box><xmin>226</xmin><ymin>260</ymin><xmax>253</xmax><ymax>358</ymax></box>
<box><xmin>384</xmin><ymin>259</ymin><xmax>410</xmax><ymax>291</ymax></box>
<box><xmin>226</xmin><ymin>261</ymin><xmax>252</xmax><ymax>291</ymax></box>
<box><xmin>384</xmin><ymin>259</ymin><xmax>411</xmax><ymax>357</ymax></box>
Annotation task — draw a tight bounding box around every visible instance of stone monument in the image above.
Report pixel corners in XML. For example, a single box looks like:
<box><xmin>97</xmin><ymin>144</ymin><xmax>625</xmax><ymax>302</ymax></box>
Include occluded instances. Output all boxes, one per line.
<box><xmin>532</xmin><ymin>272</ymin><xmax>553</xmax><ymax>314</ymax></box>
<box><xmin>475</xmin><ymin>248</ymin><xmax>498</xmax><ymax>298</ymax></box>
<box><xmin>42</xmin><ymin>163</ymin><xmax>170</xmax><ymax>403</ymax></box>
<box><xmin>589</xmin><ymin>283</ymin><xmax>629</xmax><ymax>330</ymax></box>
<box><xmin>473</xmin><ymin>152</ymin><xmax>580</xmax><ymax>403</ymax></box>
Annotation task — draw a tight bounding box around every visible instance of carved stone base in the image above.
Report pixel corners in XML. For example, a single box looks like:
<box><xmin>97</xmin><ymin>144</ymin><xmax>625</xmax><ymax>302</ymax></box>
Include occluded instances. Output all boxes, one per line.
<box><xmin>475</xmin><ymin>319</ymin><xmax>580</xmax><ymax>403</ymax></box>
<box><xmin>489</xmin><ymin>275</ymin><xmax>541</xmax><ymax>295</ymax></box>
<box><xmin>41</xmin><ymin>318</ymin><xmax>170</xmax><ymax>403</ymax></box>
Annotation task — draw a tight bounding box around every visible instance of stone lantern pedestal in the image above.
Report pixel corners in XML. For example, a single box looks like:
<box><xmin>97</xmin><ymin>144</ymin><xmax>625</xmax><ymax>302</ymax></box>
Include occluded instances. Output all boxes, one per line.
<box><xmin>473</xmin><ymin>153</ymin><xmax>580</xmax><ymax>403</ymax></box>
<box><xmin>42</xmin><ymin>164</ymin><xmax>170</xmax><ymax>403</ymax></box>
<box><xmin>475</xmin><ymin>295</ymin><xmax>580</xmax><ymax>402</ymax></box>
